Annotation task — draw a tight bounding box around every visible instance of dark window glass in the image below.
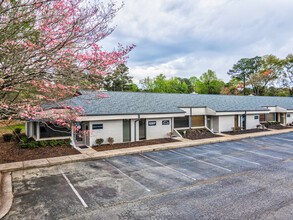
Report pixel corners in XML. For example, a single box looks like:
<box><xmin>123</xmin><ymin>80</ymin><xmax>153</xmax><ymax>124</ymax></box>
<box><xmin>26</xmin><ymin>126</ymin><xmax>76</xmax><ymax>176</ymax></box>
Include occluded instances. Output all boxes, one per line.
<box><xmin>39</xmin><ymin>122</ymin><xmax>71</xmax><ymax>139</ymax></box>
<box><xmin>174</xmin><ymin>116</ymin><xmax>189</xmax><ymax>128</ymax></box>
<box><xmin>123</xmin><ymin>120</ymin><xmax>131</xmax><ymax>142</ymax></box>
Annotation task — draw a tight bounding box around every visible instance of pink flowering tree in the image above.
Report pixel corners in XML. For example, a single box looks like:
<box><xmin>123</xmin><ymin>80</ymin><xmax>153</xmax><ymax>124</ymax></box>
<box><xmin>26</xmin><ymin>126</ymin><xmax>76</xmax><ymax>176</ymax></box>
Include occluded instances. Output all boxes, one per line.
<box><xmin>0</xmin><ymin>0</ymin><xmax>134</xmax><ymax>133</ymax></box>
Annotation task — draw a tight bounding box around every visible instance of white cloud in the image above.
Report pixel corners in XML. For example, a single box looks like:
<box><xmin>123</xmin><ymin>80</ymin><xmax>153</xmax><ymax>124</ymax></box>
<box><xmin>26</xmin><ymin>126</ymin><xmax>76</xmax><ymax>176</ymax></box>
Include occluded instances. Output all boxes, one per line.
<box><xmin>101</xmin><ymin>0</ymin><xmax>293</xmax><ymax>82</ymax></box>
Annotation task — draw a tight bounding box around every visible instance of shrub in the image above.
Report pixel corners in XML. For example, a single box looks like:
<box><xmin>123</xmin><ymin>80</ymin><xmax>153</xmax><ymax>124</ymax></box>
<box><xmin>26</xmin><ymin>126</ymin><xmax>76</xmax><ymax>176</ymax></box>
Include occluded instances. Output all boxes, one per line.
<box><xmin>58</xmin><ymin>140</ymin><xmax>65</xmax><ymax>145</ymax></box>
<box><xmin>14</xmin><ymin>128</ymin><xmax>22</xmax><ymax>134</ymax></box>
<box><xmin>167</xmin><ymin>132</ymin><xmax>173</xmax><ymax>139</ymax></box>
<box><xmin>49</xmin><ymin>139</ymin><xmax>58</xmax><ymax>147</ymax></box>
<box><xmin>15</xmin><ymin>134</ymin><xmax>28</xmax><ymax>142</ymax></box>
<box><xmin>27</xmin><ymin>141</ymin><xmax>39</xmax><ymax>149</ymax></box>
<box><xmin>107</xmin><ymin>137</ymin><xmax>114</xmax><ymax>145</ymax></box>
<box><xmin>95</xmin><ymin>138</ymin><xmax>104</xmax><ymax>146</ymax></box>
<box><xmin>3</xmin><ymin>134</ymin><xmax>13</xmax><ymax>142</ymax></box>
<box><xmin>65</xmin><ymin>139</ymin><xmax>71</xmax><ymax>145</ymax></box>
<box><xmin>20</xmin><ymin>142</ymin><xmax>29</xmax><ymax>148</ymax></box>
<box><xmin>20</xmin><ymin>136</ymin><xmax>28</xmax><ymax>143</ymax></box>
<box><xmin>39</xmin><ymin>140</ymin><xmax>48</xmax><ymax>147</ymax></box>
<box><xmin>233</xmin><ymin>127</ymin><xmax>241</xmax><ymax>133</ymax></box>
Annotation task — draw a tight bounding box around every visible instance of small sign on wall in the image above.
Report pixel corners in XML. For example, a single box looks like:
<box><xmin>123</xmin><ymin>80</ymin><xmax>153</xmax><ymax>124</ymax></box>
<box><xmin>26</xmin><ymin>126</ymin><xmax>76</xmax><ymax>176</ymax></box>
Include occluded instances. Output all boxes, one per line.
<box><xmin>162</xmin><ymin>120</ymin><xmax>170</xmax><ymax>125</ymax></box>
<box><xmin>148</xmin><ymin>121</ymin><xmax>156</xmax><ymax>126</ymax></box>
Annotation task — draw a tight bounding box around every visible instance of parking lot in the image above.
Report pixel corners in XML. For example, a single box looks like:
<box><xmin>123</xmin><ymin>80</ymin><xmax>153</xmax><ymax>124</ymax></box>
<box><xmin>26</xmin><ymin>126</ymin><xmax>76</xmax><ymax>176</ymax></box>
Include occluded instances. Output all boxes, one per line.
<box><xmin>4</xmin><ymin>132</ymin><xmax>293</xmax><ymax>219</ymax></box>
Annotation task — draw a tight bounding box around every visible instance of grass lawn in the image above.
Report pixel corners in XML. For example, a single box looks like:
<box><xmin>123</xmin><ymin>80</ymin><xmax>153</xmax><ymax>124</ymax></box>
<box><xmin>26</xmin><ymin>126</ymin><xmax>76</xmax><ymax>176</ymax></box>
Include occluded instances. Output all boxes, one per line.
<box><xmin>0</xmin><ymin>123</ymin><xmax>25</xmax><ymax>134</ymax></box>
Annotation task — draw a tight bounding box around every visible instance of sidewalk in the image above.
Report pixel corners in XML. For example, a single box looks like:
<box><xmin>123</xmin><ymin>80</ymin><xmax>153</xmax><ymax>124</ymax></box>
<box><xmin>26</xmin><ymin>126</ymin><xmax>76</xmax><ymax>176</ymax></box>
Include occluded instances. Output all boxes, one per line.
<box><xmin>0</xmin><ymin>128</ymin><xmax>292</xmax><ymax>173</ymax></box>
<box><xmin>0</xmin><ymin>172</ymin><xmax>13</xmax><ymax>219</ymax></box>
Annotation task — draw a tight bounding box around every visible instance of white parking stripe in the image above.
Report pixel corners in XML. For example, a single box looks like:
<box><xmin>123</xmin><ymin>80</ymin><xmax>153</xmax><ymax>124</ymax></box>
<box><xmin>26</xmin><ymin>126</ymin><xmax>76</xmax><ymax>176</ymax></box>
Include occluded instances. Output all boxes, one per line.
<box><xmin>169</xmin><ymin>150</ymin><xmax>232</xmax><ymax>172</ymax></box>
<box><xmin>221</xmin><ymin>154</ymin><xmax>261</xmax><ymax>166</ymax></box>
<box><xmin>139</xmin><ymin>154</ymin><xmax>197</xmax><ymax>181</ymax></box>
<box><xmin>272</xmin><ymin>137</ymin><xmax>293</xmax><ymax>142</ymax></box>
<box><xmin>248</xmin><ymin>151</ymin><xmax>283</xmax><ymax>160</ymax></box>
<box><xmin>266</xmin><ymin>143</ymin><xmax>293</xmax><ymax>151</ymax></box>
<box><xmin>104</xmin><ymin>159</ymin><xmax>151</xmax><ymax>192</ymax></box>
<box><xmin>194</xmin><ymin>149</ymin><xmax>260</xmax><ymax>166</ymax></box>
<box><xmin>61</xmin><ymin>171</ymin><xmax>88</xmax><ymax>208</ymax></box>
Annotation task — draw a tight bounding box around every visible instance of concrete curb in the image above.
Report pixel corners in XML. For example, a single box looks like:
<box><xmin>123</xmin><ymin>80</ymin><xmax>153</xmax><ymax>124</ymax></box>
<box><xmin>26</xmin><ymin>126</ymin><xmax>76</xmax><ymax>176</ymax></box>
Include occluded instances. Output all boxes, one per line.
<box><xmin>0</xmin><ymin>172</ymin><xmax>13</xmax><ymax>219</ymax></box>
<box><xmin>0</xmin><ymin>128</ymin><xmax>292</xmax><ymax>173</ymax></box>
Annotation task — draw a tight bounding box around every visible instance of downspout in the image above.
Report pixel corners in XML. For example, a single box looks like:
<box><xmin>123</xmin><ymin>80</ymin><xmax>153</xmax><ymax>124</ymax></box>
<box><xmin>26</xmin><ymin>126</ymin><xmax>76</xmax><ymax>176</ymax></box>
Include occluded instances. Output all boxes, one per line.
<box><xmin>189</xmin><ymin>107</ymin><xmax>192</xmax><ymax>129</ymax></box>
<box><xmin>134</xmin><ymin>114</ymin><xmax>140</xmax><ymax>142</ymax></box>
<box><xmin>244</xmin><ymin>111</ymin><xmax>247</xmax><ymax>130</ymax></box>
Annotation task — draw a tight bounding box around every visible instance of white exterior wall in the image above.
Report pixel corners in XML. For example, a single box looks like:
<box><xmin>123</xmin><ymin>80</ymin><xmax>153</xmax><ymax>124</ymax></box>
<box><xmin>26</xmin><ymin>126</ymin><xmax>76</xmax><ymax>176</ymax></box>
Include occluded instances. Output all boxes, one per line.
<box><xmin>246</xmin><ymin>115</ymin><xmax>260</xmax><ymax>130</ymax></box>
<box><xmin>25</xmin><ymin>121</ymin><xmax>33</xmax><ymax>137</ymax></box>
<box><xmin>89</xmin><ymin>120</ymin><xmax>123</xmax><ymax>146</ymax></box>
<box><xmin>146</xmin><ymin>118</ymin><xmax>172</xmax><ymax>140</ymax></box>
<box><xmin>218</xmin><ymin>116</ymin><xmax>234</xmax><ymax>132</ymax></box>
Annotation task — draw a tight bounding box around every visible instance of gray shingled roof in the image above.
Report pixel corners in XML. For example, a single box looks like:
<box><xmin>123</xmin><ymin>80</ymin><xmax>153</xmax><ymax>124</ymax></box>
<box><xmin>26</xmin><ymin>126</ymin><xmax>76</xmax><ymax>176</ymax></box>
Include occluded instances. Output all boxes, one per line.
<box><xmin>53</xmin><ymin>91</ymin><xmax>293</xmax><ymax>115</ymax></box>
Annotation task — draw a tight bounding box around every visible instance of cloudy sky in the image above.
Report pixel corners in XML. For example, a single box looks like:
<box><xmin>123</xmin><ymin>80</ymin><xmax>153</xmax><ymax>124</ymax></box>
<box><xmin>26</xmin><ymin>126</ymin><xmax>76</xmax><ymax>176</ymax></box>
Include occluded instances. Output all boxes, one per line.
<box><xmin>101</xmin><ymin>0</ymin><xmax>293</xmax><ymax>83</ymax></box>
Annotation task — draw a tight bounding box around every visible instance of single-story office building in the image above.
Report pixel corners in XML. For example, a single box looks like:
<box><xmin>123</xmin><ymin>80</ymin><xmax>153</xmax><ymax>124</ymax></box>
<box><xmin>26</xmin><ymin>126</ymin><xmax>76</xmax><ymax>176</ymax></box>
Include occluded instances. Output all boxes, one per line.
<box><xmin>25</xmin><ymin>91</ymin><xmax>293</xmax><ymax>147</ymax></box>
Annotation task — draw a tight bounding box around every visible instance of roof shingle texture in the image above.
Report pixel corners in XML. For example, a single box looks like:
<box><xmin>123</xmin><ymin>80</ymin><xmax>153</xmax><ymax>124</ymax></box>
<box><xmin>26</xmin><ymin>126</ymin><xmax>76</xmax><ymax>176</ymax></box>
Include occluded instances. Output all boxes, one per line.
<box><xmin>55</xmin><ymin>91</ymin><xmax>293</xmax><ymax>115</ymax></box>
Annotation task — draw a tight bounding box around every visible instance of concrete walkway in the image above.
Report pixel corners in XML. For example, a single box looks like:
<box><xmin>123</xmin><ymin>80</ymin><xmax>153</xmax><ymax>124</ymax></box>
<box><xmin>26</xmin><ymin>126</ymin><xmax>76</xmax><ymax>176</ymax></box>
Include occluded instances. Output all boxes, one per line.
<box><xmin>0</xmin><ymin>172</ymin><xmax>13</xmax><ymax>219</ymax></box>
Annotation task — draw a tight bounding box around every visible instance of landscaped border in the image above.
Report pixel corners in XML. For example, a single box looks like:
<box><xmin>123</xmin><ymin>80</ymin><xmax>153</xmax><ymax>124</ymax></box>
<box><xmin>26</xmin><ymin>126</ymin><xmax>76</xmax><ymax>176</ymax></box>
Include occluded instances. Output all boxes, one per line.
<box><xmin>0</xmin><ymin>128</ymin><xmax>292</xmax><ymax>173</ymax></box>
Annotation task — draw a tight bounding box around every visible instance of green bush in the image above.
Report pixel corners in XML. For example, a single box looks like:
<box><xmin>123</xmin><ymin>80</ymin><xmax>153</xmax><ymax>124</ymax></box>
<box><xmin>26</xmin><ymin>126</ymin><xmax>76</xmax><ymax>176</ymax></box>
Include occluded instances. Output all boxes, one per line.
<box><xmin>20</xmin><ymin>136</ymin><xmax>28</xmax><ymax>143</ymax></box>
<box><xmin>95</xmin><ymin>138</ymin><xmax>104</xmax><ymax>146</ymax></box>
<box><xmin>27</xmin><ymin>141</ymin><xmax>39</xmax><ymax>149</ymax></box>
<box><xmin>49</xmin><ymin>139</ymin><xmax>58</xmax><ymax>147</ymax></box>
<box><xmin>15</xmin><ymin>134</ymin><xmax>28</xmax><ymax>142</ymax></box>
<box><xmin>39</xmin><ymin>140</ymin><xmax>48</xmax><ymax>147</ymax></box>
<box><xmin>14</xmin><ymin>128</ymin><xmax>22</xmax><ymax>134</ymax></box>
<box><xmin>107</xmin><ymin>137</ymin><xmax>114</xmax><ymax>145</ymax></box>
<box><xmin>64</xmin><ymin>139</ymin><xmax>71</xmax><ymax>145</ymax></box>
<box><xmin>3</xmin><ymin>134</ymin><xmax>13</xmax><ymax>142</ymax></box>
<box><xmin>57</xmin><ymin>140</ymin><xmax>65</xmax><ymax>145</ymax></box>
<box><xmin>20</xmin><ymin>142</ymin><xmax>29</xmax><ymax>148</ymax></box>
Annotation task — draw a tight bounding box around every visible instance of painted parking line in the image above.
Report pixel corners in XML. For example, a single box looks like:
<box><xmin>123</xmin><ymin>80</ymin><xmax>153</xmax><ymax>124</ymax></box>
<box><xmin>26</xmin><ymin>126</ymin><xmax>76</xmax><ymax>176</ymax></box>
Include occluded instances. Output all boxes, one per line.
<box><xmin>104</xmin><ymin>159</ymin><xmax>151</xmax><ymax>192</ymax></box>
<box><xmin>247</xmin><ymin>151</ymin><xmax>283</xmax><ymax>160</ymax></box>
<box><xmin>221</xmin><ymin>154</ymin><xmax>261</xmax><ymax>166</ymax></box>
<box><xmin>170</xmin><ymin>150</ymin><xmax>232</xmax><ymax>172</ymax></box>
<box><xmin>61</xmin><ymin>171</ymin><xmax>88</xmax><ymax>208</ymax></box>
<box><xmin>194</xmin><ymin>149</ymin><xmax>261</xmax><ymax>166</ymax></box>
<box><xmin>272</xmin><ymin>136</ymin><xmax>293</xmax><ymax>142</ymax></box>
<box><xmin>139</xmin><ymin>154</ymin><xmax>197</xmax><ymax>181</ymax></box>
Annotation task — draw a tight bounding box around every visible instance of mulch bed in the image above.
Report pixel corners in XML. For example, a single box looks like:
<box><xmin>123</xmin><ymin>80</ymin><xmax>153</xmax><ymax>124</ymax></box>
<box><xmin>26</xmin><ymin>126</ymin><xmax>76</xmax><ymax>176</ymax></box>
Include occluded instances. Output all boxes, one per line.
<box><xmin>181</xmin><ymin>129</ymin><xmax>221</xmax><ymax>140</ymax></box>
<box><xmin>0</xmin><ymin>139</ymin><xmax>80</xmax><ymax>164</ymax></box>
<box><xmin>223</xmin><ymin>128</ymin><xmax>270</xmax><ymax>135</ymax></box>
<box><xmin>267</xmin><ymin>124</ymin><xmax>293</xmax><ymax>130</ymax></box>
<box><xmin>93</xmin><ymin>138</ymin><xmax>179</xmax><ymax>152</ymax></box>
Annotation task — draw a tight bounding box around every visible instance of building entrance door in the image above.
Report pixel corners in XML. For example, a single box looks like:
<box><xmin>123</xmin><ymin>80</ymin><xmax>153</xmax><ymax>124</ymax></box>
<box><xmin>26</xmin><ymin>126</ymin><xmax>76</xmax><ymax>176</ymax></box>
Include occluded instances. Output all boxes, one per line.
<box><xmin>139</xmin><ymin>119</ymin><xmax>146</xmax><ymax>140</ymax></box>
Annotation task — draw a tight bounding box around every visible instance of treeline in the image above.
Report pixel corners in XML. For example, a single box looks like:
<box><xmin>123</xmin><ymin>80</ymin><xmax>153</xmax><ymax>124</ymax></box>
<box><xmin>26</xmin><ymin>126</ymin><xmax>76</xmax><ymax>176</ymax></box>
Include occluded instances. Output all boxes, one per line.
<box><xmin>97</xmin><ymin>54</ymin><xmax>293</xmax><ymax>96</ymax></box>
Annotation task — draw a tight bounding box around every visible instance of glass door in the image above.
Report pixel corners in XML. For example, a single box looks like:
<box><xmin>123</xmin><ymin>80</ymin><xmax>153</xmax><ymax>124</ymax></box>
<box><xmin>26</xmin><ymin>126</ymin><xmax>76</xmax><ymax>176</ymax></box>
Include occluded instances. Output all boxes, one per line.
<box><xmin>123</xmin><ymin>119</ymin><xmax>131</xmax><ymax>142</ymax></box>
<box><xmin>139</xmin><ymin>119</ymin><xmax>146</xmax><ymax>140</ymax></box>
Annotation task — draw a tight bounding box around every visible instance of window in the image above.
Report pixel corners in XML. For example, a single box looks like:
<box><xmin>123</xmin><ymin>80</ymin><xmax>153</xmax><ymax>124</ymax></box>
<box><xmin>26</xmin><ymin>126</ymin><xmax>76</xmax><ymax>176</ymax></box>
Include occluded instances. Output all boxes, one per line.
<box><xmin>148</xmin><ymin>121</ymin><xmax>156</xmax><ymax>126</ymax></box>
<box><xmin>287</xmin><ymin>114</ymin><xmax>291</xmax><ymax>118</ymax></box>
<box><xmin>174</xmin><ymin>116</ymin><xmax>189</xmax><ymax>128</ymax></box>
<box><xmin>92</xmin><ymin>124</ymin><xmax>103</xmax><ymax>130</ymax></box>
<box><xmin>254</xmin><ymin>116</ymin><xmax>259</xmax><ymax>120</ymax></box>
<box><xmin>39</xmin><ymin>122</ymin><xmax>71</xmax><ymax>139</ymax></box>
<box><xmin>162</xmin><ymin>120</ymin><xmax>170</xmax><ymax>125</ymax></box>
